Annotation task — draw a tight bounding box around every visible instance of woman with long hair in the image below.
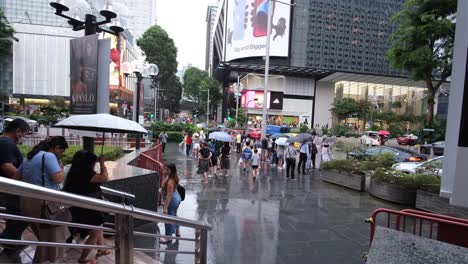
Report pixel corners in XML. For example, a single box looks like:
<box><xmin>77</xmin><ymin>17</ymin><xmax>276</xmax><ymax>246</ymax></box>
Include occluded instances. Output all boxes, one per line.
<box><xmin>63</xmin><ymin>150</ymin><xmax>109</xmax><ymax>264</ymax></box>
<box><xmin>160</xmin><ymin>163</ymin><xmax>182</xmax><ymax>243</ymax></box>
<box><xmin>18</xmin><ymin>136</ymin><xmax>68</xmax><ymax>263</ymax></box>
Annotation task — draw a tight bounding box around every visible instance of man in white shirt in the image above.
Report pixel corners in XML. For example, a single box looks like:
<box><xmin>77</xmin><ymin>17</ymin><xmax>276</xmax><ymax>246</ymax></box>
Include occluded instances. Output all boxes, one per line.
<box><xmin>297</xmin><ymin>142</ymin><xmax>309</xmax><ymax>174</ymax></box>
<box><xmin>284</xmin><ymin>142</ymin><xmax>297</xmax><ymax>180</ymax></box>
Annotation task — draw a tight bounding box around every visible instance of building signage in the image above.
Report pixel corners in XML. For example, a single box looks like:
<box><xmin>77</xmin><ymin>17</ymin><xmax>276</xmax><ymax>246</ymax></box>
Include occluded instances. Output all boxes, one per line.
<box><xmin>225</xmin><ymin>0</ymin><xmax>291</xmax><ymax>61</ymax></box>
<box><xmin>70</xmin><ymin>35</ymin><xmax>99</xmax><ymax>114</ymax></box>
<box><xmin>269</xmin><ymin>91</ymin><xmax>283</xmax><ymax>110</ymax></box>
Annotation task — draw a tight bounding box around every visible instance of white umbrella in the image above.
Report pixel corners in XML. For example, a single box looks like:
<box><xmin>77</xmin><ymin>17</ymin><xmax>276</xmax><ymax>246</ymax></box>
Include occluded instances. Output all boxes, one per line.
<box><xmin>54</xmin><ymin>114</ymin><xmax>147</xmax><ymax>153</ymax></box>
<box><xmin>275</xmin><ymin>137</ymin><xmax>289</xmax><ymax>146</ymax></box>
<box><xmin>54</xmin><ymin>113</ymin><xmax>147</xmax><ymax>134</ymax></box>
<box><xmin>208</xmin><ymin>131</ymin><xmax>232</xmax><ymax>142</ymax></box>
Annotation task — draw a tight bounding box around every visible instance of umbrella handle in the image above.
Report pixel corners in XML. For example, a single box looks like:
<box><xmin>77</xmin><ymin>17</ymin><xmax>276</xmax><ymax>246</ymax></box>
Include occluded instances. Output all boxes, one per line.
<box><xmin>101</xmin><ymin>131</ymin><xmax>105</xmax><ymax>155</ymax></box>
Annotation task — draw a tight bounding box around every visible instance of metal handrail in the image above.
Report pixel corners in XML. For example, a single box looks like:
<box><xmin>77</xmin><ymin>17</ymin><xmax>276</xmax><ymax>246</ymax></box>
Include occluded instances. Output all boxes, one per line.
<box><xmin>101</xmin><ymin>186</ymin><xmax>136</xmax><ymax>201</ymax></box>
<box><xmin>0</xmin><ymin>177</ymin><xmax>211</xmax><ymax>229</ymax></box>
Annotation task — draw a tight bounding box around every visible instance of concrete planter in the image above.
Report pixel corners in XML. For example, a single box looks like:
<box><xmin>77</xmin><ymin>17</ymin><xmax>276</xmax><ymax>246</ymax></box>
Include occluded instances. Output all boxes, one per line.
<box><xmin>369</xmin><ymin>177</ymin><xmax>417</xmax><ymax>206</ymax></box>
<box><xmin>416</xmin><ymin>190</ymin><xmax>468</xmax><ymax>219</ymax></box>
<box><xmin>320</xmin><ymin>169</ymin><xmax>366</xmax><ymax>192</ymax></box>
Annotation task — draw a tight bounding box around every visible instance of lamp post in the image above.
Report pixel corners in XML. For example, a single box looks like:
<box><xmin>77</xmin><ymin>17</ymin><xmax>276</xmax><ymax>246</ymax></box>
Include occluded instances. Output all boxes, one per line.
<box><xmin>233</xmin><ymin>75</ymin><xmax>244</xmax><ymax>128</ymax></box>
<box><xmin>122</xmin><ymin>61</ymin><xmax>159</xmax><ymax>150</ymax></box>
<box><xmin>245</xmin><ymin>98</ymin><xmax>259</xmax><ymax>127</ymax></box>
<box><xmin>261</xmin><ymin>0</ymin><xmax>296</xmax><ymax>138</ymax></box>
<box><xmin>50</xmin><ymin>0</ymin><xmax>124</xmax><ymax>153</ymax></box>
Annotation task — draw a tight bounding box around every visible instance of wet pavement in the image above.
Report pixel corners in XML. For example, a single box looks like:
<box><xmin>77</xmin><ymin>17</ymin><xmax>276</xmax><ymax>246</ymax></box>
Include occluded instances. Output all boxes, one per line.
<box><xmin>145</xmin><ymin>143</ymin><xmax>401</xmax><ymax>264</ymax></box>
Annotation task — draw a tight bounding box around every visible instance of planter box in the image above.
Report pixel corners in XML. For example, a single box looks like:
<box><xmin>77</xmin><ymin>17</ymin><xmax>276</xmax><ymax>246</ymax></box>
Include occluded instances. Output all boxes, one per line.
<box><xmin>416</xmin><ymin>190</ymin><xmax>468</xmax><ymax>219</ymax></box>
<box><xmin>320</xmin><ymin>169</ymin><xmax>366</xmax><ymax>192</ymax></box>
<box><xmin>369</xmin><ymin>177</ymin><xmax>417</xmax><ymax>206</ymax></box>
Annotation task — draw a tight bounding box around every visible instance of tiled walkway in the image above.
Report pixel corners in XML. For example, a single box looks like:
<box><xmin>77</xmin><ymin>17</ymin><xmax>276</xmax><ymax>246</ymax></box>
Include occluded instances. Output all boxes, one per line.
<box><xmin>151</xmin><ymin>143</ymin><xmax>401</xmax><ymax>264</ymax></box>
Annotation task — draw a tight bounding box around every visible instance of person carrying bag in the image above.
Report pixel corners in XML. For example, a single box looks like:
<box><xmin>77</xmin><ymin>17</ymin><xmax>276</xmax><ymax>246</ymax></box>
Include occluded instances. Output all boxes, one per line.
<box><xmin>18</xmin><ymin>136</ymin><xmax>69</xmax><ymax>263</ymax></box>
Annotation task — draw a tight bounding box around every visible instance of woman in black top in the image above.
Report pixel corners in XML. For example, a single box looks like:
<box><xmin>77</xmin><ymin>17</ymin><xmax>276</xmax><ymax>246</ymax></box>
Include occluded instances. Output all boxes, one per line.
<box><xmin>198</xmin><ymin>142</ymin><xmax>211</xmax><ymax>183</ymax></box>
<box><xmin>63</xmin><ymin>150</ymin><xmax>109</xmax><ymax>264</ymax></box>
<box><xmin>219</xmin><ymin>142</ymin><xmax>231</xmax><ymax>176</ymax></box>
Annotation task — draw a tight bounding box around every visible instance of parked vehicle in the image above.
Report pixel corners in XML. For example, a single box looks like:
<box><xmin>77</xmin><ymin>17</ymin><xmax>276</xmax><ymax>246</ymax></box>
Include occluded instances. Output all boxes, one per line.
<box><xmin>420</xmin><ymin>141</ymin><xmax>445</xmax><ymax>156</ymax></box>
<box><xmin>4</xmin><ymin>116</ymin><xmax>38</xmax><ymax>133</ymax></box>
<box><xmin>349</xmin><ymin>146</ymin><xmax>427</xmax><ymax>163</ymax></box>
<box><xmin>397</xmin><ymin>134</ymin><xmax>418</xmax><ymax>146</ymax></box>
<box><xmin>266</xmin><ymin>125</ymin><xmax>290</xmax><ymax>136</ymax></box>
<box><xmin>393</xmin><ymin>156</ymin><xmax>444</xmax><ymax>176</ymax></box>
<box><xmin>360</xmin><ymin>131</ymin><xmax>380</xmax><ymax>146</ymax></box>
<box><xmin>247</xmin><ymin>128</ymin><xmax>262</xmax><ymax>140</ymax></box>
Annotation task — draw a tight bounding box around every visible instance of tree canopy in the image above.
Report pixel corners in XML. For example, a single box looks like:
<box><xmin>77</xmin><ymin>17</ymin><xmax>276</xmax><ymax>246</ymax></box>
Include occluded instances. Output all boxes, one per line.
<box><xmin>182</xmin><ymin>67</ymin><xmax>221</xmax><ymax>114</ymax></box>
<box><xmin>331</xmin><ymin>98</ymin><xmax>370</xmax><ymax>124</ymax></box>
<box><xmin>138</xmin><ymin>25</ymin><xmax>181</xmax><ymax>114</ymax></box>
<box><xmin>386</xmin><ymin>0</ymin><xmax>456</xmax><ymax>125</ymax></box>
<box><xmin>0</xmin><ymin>9</ymin><xmax>14</xmax><ymax>56</ymax></box>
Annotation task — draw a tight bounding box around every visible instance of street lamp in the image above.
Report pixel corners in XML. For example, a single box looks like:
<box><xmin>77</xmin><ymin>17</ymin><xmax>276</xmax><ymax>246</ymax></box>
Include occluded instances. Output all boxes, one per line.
<box><xmin>50</xmin><ymin>0</ymin><xmax>124</xmax><ymax>36</ymax></box>
<box><xmin>200</xmin><ymin>88</ymin><xmax>210</xmax><ymax>126</ymax></box>
<box><xmin>122</xmin><ymin>61</ymin><xmax>159</xmax><ymax>149</ymax></box>
<box><xmin>50</xmin><ymin>0</ymin><xmax>124</xmax><ymax>153</ymax></box>
<box><xmin>246</xmin><ymin>98</ymin><xmax>259</xmax><ymax>127</ymax></box>
<box><xmin>233</xmin><ymin>75</ymin><xmax>244</xmax><ymax>128</ymax></box>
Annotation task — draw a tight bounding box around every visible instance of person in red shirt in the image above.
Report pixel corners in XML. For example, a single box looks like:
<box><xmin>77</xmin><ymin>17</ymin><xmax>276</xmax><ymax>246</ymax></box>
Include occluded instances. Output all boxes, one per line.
<box><xmin>185</xmin><ymin>134</ymin><xmax>193</xmax><ymax>157</ymax></box>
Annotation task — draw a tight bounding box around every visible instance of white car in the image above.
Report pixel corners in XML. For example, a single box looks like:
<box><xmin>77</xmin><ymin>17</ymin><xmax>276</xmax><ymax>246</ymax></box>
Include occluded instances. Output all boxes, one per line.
<box><xmin>360</xmin><ymin>131</ymin><xmax>379</xmax><ymax>146</ymax></box>
<box><xmin>392</xmin><ymin>156</ymin><xmax>444</xmax><ymax>176</ymax></box>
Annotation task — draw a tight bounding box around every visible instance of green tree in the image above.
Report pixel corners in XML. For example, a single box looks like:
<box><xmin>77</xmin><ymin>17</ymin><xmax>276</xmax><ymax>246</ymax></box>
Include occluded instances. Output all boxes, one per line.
<box><xmin>137</xmin><ymin>25</ymin><xmax>178</xmax><ymax>94</ymax></box>
<box><xmin>159</xmin><ymin>75</ymin><xmax>182</xmax><ymax>113</ymax></box>
<box><xmin>331</xmin><ymin>98</ymin><xmax>361</xmax><ymax>125</ymax></box>
<box><xmin>387</xmin><ymin>0</ymin><xmax>456</xmax><ymax>125</ymax></box>
<box><xmin>182</xmin><ymin>67</ymin><xmax>221</xmax><ymax>114</ymax></box>
<box><xmin>0</xmin><ymin>9</ymin><xmax>14</xmax><ymax>56</ymax></box>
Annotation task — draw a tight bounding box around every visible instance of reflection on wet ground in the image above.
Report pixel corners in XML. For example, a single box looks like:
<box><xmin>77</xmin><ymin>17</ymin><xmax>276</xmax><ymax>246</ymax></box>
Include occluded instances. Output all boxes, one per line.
<box><xmin>136</xmin><ymin>143</ymin><xmax>401</xmax><ymax>264</ymax></box>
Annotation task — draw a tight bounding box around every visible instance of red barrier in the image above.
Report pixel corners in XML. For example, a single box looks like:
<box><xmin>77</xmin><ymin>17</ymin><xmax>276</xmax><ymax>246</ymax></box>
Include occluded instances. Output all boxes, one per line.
<box><xmin>366</xmin><ymin>208</ymin><xmax>468</xmax><ymax>249</ymax></box>
<box><xmin>135</xmin><ymin>144</ymin><xmax>165</xmax><ymax>205</ymax></box>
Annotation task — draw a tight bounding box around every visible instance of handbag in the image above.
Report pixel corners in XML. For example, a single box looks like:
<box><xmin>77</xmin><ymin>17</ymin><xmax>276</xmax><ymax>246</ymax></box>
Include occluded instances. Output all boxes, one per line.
<box><xmin>40</xmin><ymin>154</ymin><xmax>72</xmax><ymax>228</ymax></box>
<box><xmin>177</xmin><ymin>184</ymin><xmax>186</xmax><ymax>201</ymax></box>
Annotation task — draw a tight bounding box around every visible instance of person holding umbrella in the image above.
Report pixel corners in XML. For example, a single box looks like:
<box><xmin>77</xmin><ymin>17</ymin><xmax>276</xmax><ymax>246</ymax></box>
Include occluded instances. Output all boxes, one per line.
<box><xmin>297</xmin><ymin>141</ymin><xmax>309</xmax><ymax>174</ymax></box>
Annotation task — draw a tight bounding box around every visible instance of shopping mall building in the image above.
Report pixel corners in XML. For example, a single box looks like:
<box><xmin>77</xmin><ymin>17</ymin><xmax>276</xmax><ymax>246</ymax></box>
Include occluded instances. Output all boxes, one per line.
<box><xmin>207</xmin><ymin>0</ymin><xmax>449</xmax><ymax>129</ymax></box>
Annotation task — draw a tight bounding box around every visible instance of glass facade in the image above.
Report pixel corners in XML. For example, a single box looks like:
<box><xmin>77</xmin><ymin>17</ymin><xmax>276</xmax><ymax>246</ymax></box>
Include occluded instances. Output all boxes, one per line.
<box><xmin>4</xmin><ymin>0</ymin><xmax>69</xmax><ymax>27</ymax></box>
<box><xmin>292</xmin><ymin>0</ymin><xmax>406</xmax><ymax>76</ymax></box>
<box><xmin>335</xmin><ymin>81</ymin><xmax>428</xmax><ymax>117</ymax></box>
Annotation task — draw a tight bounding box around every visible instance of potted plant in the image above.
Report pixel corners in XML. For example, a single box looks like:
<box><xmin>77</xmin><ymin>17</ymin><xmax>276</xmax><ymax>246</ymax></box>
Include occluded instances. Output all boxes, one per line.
<box><xmin>320</xmin><ymin>159</ymin><xmax>366</xmax><ymax>191</ymax></box>
<box><xmin>369</xmin><ymin>168</ymin><xmax>440</xmax><ymax>206</ymax></box>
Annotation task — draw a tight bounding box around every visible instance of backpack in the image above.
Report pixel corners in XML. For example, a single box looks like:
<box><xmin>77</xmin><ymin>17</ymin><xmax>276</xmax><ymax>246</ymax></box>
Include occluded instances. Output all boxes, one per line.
<box><xmin>311</xmin><ymin>144</ymin><xmax>318</xmax><ymax>155</ymax></box>
<box><xmin>242</xmin><ymin>147</ymin><xmax>252</xmax><ymax>160</ymax></box>
<box><xmin>177</xmin><ymin>184</ymin><xmax>186</xmax><ymax>201</ymax></box>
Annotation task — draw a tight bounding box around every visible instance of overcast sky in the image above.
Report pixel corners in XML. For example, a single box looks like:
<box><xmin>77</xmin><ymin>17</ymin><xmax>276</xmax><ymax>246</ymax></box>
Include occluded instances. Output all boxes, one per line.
<box><xmin>156</xmin><ymin>0</ymin><xmax>218</xmax><ymax>71</ymax></box>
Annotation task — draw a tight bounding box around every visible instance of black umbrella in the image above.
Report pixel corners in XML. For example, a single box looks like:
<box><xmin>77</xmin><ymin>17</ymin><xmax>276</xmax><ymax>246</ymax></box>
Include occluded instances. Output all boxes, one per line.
<box><xmin>286</xmin><ymin>133</ymin><xmax>314</xmax><ymax>143</ymax></box>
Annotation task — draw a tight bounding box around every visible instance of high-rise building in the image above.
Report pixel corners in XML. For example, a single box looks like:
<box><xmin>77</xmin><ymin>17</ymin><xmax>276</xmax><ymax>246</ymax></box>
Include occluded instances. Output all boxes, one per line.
<box><xmin>126</xmin><ymin>0</ymin><xmax>158</xmax><ymax>40</ymax></box>
<box><xmin>208</xmin><ymin>0</ymin><xmax>450</xmax><ymax>129</ymax></box>
<box><xmin>205</xmin><ymin>5</ymin><xmax>217</xmax><ymax>72</ymax></box>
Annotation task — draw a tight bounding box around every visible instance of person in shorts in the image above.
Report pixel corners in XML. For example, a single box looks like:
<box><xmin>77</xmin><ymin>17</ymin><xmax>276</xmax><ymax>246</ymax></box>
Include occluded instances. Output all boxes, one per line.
<box><xmin>242</xmin><ymin>141</ymin><xmax>253</xmax><ymax>175</ymax></box>
<box><xmin>198</xmin><ymin>143</ymin><xmax>211</xmax><ymax>182</ymax></box>
<box><xmin>251</xmin><ymin>149</ymin><xmax>260</xmax><ymax>180</ymax></box>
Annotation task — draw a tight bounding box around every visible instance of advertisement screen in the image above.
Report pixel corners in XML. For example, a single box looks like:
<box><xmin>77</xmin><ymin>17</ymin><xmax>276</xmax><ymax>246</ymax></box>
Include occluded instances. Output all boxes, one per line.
<box><xmin>226</xmin><ymin>0</ymin><xmax>290</xmax><ymax>61</ymax></box>
<box><xmin>241</xmin><ymin>90</ymin><xmax>271</xmax><ymax>109</ymax></box>
<box><xmin>70</xmin><ymin>35</ymin><xmax>98</xmax><ymax>114</ymax></box>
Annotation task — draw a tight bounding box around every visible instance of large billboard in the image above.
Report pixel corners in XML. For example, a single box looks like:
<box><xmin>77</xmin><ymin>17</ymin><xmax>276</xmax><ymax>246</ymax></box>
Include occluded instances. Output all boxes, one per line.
<box><xmin>225</xmin><ymin>0</ymin><xmax>291</xmax><ymax>61</ymax></box>
<box><xmin>70</xmin><ymin>35</ymin><xmax>98</xmax><ymax>114</ymax></box>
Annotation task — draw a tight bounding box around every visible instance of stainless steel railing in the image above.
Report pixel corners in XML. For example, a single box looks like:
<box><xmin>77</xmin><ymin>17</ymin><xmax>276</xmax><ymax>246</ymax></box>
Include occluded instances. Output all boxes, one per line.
<box><xmin>0</xmin><ymin>177</ymin><xmax>210</xmax><ymax>264</ymax></box>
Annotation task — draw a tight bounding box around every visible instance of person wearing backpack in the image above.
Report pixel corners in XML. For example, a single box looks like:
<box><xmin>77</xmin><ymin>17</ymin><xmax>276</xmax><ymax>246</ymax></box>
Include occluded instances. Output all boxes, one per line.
<box><xmin>311</xmin><ymin>142</ymin><xmax>318</xmax><ymax>169</ymax></box>
<box><xmin>242</xmin><ymin>142</ymin><xmax>253</xmax><ymax>175</ymax></box>
<box><xmin>297</xmin><ymin>142</ymin><xmax>309</xmax><ymax>174</ymax></box>
<box><xmin>159</xmin><ymin>163</ymin><xmax>182</xmax><ymax>243</ymax></box>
